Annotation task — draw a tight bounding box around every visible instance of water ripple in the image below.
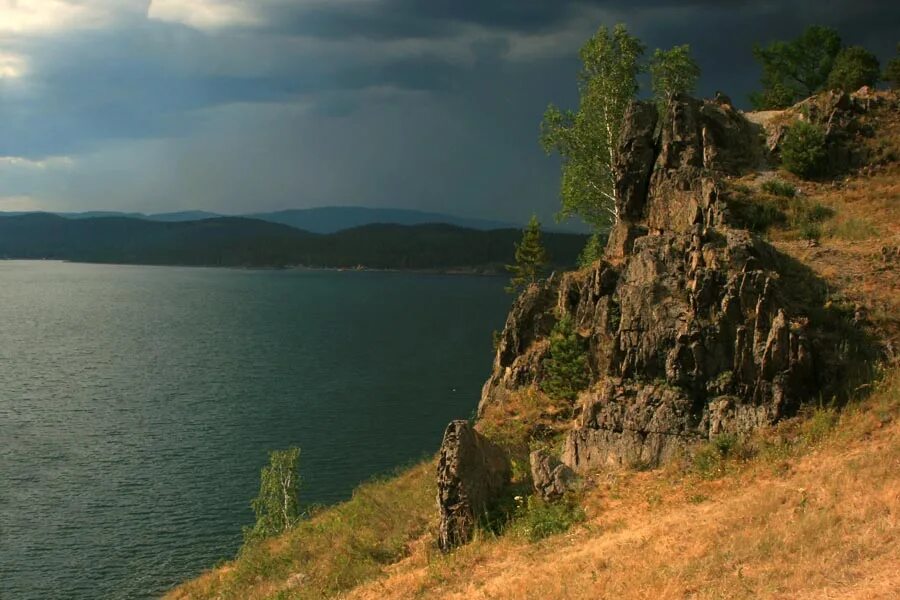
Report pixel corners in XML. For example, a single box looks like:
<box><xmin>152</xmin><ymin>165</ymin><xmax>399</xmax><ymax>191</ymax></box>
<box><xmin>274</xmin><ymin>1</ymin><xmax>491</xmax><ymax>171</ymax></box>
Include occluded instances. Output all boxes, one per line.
<box><xmin>0</xmin><ymin>261</ymin><xmax>508</xmax><ymax>599</ymax></box>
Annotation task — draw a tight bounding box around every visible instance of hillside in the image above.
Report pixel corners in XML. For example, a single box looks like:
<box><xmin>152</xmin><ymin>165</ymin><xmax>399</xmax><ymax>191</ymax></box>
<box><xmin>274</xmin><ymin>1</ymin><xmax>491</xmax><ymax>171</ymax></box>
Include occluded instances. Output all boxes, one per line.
<box><xmin>166</xmin><ymin>90</ymin><xmax>899</xmax><ymax>599</ymax></box>
<box><xmin>244</xmin><ymin>207</ymin><xmax>518</xmax><ymax>234</ymax></box>
<box><xmin>167</xmin><ymin>368</ymin><xmax>900</xmax><ymax>600</ymax></box>
<box><xmin>0</xmin><ymin>215</ymin><xmax>587</xmax><ymax>271</ymax></box>
<box><xmin>0</xmin><ymin>207</ymin><xmax>520</xmax><ymax>233</ymax></box>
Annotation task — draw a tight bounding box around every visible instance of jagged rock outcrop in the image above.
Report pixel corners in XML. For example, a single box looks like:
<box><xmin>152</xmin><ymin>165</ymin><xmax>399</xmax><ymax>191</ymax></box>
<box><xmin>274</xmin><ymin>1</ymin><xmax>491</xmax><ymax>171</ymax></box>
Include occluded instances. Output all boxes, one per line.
<box><xmin>437</xmin><ymin>420</ymin><xmax>510</xmax><ymax>551</ymax></box>
<box><xmin>761</xmin><ymin>89</ymin><xmax>899</xmax><ymax>173</ymax></box>
<box><xmin>480</xmin><ymin>95</ymin><xmax>830</xmax><ymax>471</ymax></box>
<box><xmin>478</xmin><ymin>276</ymin><xmax>559</xmax><ymax>416</ymax></box>
<box><xmin>530</xmin><ymin>449</ymin><xmax>576</xmax><ymax>502</ymax></box>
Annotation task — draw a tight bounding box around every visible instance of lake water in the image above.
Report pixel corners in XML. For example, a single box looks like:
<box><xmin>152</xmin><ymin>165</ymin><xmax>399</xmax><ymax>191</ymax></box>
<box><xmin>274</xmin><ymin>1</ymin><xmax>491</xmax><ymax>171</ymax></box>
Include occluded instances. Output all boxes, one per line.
<box><xmin>0</xmin><ymin>261</ymin><xmax>509</xmax><ymax>599</ymax></box>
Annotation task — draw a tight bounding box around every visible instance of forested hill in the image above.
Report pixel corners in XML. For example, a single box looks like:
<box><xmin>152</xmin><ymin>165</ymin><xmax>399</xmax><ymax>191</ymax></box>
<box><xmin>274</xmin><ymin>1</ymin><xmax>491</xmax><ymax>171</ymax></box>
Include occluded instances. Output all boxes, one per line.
<box><xmin>0</xmin><ymin>213</ymin><xmax>587</xmax><ymax>271</ymax></box>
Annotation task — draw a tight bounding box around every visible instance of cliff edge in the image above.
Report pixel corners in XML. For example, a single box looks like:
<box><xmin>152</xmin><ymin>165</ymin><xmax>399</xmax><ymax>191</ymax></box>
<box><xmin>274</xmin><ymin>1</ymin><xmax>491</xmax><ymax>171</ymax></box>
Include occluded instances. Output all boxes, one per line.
<box><xmin>477</xmin><ymin>93</ymin><xmax>880</xmax><ymax>474</ymax></box>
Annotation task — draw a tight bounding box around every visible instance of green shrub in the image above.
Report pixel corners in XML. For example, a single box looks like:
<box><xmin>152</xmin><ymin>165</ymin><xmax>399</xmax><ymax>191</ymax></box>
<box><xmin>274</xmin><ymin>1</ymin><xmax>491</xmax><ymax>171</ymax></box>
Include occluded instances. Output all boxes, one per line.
<box><xmin>540</xmin><ymin>315</ymin><xmax>590</xmax><ymax>401</ymax></box>
<box><xmin>791</xmin><ymin>201</ymin><xmax>834</xmax><ymax>242</ymax></box>
<box><xmin>732</xmin><ymin>197</ymin><xmax>786</xmax><ymax>232</ymax></box>
<box><xmin>761</xmin><ymin>179</ymin><xmax>797</xmax><ymax>198</ymax></box>
<box><xmin>692</xmin><ymin>433</ymin><xmax>751</xmax><ymax>479</ymax></box>
<box><xmin>511</xmin><ymin>495</ymin><xmax>585</xmax><ymax>542</ymax></box>
<box><xmin>798</xmin><ymin>220</ymin><xmax>822</xmax><ymax>243</ymax></box>
<box><xmin>780</xmin><ymin>121</ymin><xmax>828</xmax><ymax>179</ymax></box>
<box><xmin>727</xmin><ymin>181</ymin><xmax>787</xmax><ymax>233</ymax></box>
<box><xmin>804</xmin><ymin>203</ymin><xmax>834</xmax><ymax>222</ymax></box>
<box><xmin>802</xmin><ymin>406</ymin><xmax>839</xmax><ymax>444</ymax></box>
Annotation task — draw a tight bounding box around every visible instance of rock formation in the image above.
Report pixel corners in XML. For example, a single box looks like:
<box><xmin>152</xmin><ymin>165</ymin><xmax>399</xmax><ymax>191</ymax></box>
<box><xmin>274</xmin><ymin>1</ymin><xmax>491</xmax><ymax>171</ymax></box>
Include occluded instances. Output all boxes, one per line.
<box><xmin>530</xmin><ymin>450</ymin><xmax>576</xmax><ymax>502</ymax></box>
<box><xmin>436</xmin><ymin>420</ymin><xmax>510</xmax><ymax>551</ymax></box>
<box><xmin>479</xmin><ymin>95</ymin><xmax>844</xmax><ymax>471</ymax></box>
<box><xmin>759</xmin><ymin>89</ymin><xmax>899</xmax><ymax>174</ymax></box>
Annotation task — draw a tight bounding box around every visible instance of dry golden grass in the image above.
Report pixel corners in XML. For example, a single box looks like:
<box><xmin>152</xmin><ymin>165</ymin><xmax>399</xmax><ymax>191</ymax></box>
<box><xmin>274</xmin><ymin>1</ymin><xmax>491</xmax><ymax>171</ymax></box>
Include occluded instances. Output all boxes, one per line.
<box><xmin>770</xmin><ymin>165</ymin><xmax>900</xmax><ymax>347</ymax></box>
<box><xmin>345</xmin><ymin>368</ymin><xmax>900</xmax><ymax>600</ymax></box>
<box><xmin>476</xmin><ymin>381</ymin><xmax>571</xmax><ymax>452</ymax></box>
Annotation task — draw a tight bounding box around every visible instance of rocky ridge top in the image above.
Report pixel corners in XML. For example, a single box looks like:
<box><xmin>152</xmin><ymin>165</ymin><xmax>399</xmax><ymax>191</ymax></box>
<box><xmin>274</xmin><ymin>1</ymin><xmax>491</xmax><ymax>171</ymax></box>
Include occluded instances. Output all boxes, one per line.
<box><xmin>479</xmin><ymin>94</ymin><xmax>866</xmax><ymax>470</ymax></box>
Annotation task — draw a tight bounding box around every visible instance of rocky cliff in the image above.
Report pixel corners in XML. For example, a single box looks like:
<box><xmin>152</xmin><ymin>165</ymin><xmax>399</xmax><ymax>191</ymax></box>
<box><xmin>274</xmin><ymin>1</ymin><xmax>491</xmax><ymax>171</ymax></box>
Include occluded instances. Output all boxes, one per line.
<box><xmin>477</xmin><ymin>94</ymin><xmax>866</xmax><ymax>472</ymax></box>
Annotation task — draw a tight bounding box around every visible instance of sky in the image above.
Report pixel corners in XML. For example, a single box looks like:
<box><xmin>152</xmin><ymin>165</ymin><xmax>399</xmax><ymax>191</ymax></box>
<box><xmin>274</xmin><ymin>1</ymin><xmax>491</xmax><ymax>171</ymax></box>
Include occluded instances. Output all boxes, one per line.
<box><xmin>1</xmin><ymin>1</ymin><xmax>897</xmax><ymax>225</ymax></box>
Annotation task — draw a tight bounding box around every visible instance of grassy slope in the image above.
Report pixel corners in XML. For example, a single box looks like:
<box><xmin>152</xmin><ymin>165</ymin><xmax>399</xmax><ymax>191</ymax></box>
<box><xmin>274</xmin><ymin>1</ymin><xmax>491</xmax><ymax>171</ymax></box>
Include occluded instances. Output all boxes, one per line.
<box><xmin>347</xmin><ymin>371</ymin><xmax>899</xmax><ymax>599</ymax></box>
<box><xmin>166</xmin><ymin>462</ymin><xmax>436</xmax><ymax>600</ymax></box>
<box><xmin>167</xmin><ymin>110</ymin><xmax>899</xmax><ymax>600</ymax></box>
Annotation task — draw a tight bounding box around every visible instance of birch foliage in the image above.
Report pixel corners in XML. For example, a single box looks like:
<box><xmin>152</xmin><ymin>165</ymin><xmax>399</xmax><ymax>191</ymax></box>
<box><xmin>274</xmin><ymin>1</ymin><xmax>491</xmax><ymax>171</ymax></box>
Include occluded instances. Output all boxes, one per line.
<box><xmin>540</xmin><ymin>24</ymin><xmax>645</xmax><ymax>231</ymax></box>
<box><xmin>244</xmin><ymin>447</ymin><xmax>301</xmax><ymax>543</ymax></box>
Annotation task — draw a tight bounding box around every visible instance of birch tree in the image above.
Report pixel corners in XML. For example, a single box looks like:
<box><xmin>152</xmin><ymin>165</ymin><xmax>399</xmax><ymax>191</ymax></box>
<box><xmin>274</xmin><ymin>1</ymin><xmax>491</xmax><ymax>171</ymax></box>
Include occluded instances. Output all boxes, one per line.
<box><xmin>244</xmin><ymin>446</ymin><xmax>301</xmax><ymax>543</ymax></box>
<box><xmin>540</xmin><ymin>24</ymin><xmax>645</xmax><ymax>231</ymax></box>
<box><xmin>649</xmin><ymin>44</ymin><xmax>701</xmax><ymax>107</ymax></box>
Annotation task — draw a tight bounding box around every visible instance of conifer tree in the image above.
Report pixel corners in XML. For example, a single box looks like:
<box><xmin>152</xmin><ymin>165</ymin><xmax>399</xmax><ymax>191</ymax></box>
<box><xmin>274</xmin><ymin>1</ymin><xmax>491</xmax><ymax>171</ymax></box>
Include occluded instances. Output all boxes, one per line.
<box><xmin>578</xmin><ymin>232</ymin><xmax>605</xmax><ymax>268</ymax></box>
<box><xmin>506</xmin><ymin>215</ymin><xmax>549</xmax><ymax>294</ymax></box>
<box><xmin>885</xmin><ymin>44</ymin><xmax>900</xmax><ymax>89</ymax></box>
<box><xmin>827</xmin><ymin>46</ymin><xmax>880</xmax><ymax>91</ymax></box>
<box><xmin>750</xmin><ymin>25</ymin><xmax>842</xmax><ymax>109</ymax></box>
<box><xmin>541</xmin><ymin>314</ymin><xmax>590</xmax><ymax>401</ymax></box>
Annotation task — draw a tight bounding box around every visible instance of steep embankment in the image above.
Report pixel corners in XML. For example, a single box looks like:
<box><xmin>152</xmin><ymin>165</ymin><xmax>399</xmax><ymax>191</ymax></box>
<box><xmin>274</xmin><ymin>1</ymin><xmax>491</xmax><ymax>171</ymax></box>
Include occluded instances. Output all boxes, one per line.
<box><xmin>166</xmin><ymin>90</ymin><xmax>899</xmax><ymax>600</ymax></box>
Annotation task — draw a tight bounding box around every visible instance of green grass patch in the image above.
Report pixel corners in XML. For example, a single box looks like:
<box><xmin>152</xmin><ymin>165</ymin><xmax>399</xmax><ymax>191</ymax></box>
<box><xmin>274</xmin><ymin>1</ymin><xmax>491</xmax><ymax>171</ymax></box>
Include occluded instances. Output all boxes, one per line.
<box><xmin>507</xmin><ymin>495</ymin><xmax>585</xmax><ymax>542</ymax></box>
<box><xmin>174</xmin><ymin>461</ymin><xmax>436</xmax><ymax>600</ymax></box>
<box><xmin>827</xmin><ymin>218</ymin><xmax>879</xmax><ymax>241</ymax></box>
<box><xmin>692</xmin><ymin>433</ymin><xmax>752</xmax><ymax>479</ymax></box>
<box><xmin>761</xmin><ymin>178</ymin><xmax>797</xmax><ymax>198</ymax></box>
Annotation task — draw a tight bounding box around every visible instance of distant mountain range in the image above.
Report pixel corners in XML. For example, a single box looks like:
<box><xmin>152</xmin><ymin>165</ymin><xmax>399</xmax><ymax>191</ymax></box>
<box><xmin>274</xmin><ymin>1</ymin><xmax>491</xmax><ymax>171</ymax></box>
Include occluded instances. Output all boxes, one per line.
<box><xmin>0</xmin><ymin>207</ymin><xmax>520</xmax><ymax>234</ymax></box>
<box><xmin>0</xmin><ymin>212</ymin><xmax>588</xmax><ymax>271</ymax></box>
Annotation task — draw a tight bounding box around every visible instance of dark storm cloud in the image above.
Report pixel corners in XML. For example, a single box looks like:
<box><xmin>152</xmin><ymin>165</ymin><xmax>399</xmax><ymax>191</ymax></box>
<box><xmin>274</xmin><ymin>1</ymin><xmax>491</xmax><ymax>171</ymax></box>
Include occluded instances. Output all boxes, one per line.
<box><xmin>1</xmin><ymin>20</ymin><xmax>468</xmax><ymax>158</ymax></box>
<box><xmin>1</xmin><ymin>0</ymin><xmax>897</xmax><ymax>222</ymax></box>
<box><xmin>269</xmin><ymin>0</ymin><xmax>760</xmax><ymax>39</ymax></box>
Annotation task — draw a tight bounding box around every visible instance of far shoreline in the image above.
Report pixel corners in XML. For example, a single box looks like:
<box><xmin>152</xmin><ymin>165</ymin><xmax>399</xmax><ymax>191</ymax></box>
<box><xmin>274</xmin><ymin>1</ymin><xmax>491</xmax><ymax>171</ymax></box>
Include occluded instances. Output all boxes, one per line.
<box><xmin>0</xmin><ymin>257</ymin><xmax>516</xmax><ymax>277</ymax></box>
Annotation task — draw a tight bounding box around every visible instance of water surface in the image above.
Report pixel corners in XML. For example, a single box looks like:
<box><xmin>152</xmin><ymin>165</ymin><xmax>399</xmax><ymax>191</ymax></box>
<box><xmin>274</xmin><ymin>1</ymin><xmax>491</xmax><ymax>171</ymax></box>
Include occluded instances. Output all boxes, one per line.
<box><xmin>0</xmin><ymin>261</ymin><xmax>509</xmax><ymax>599</ymax></box>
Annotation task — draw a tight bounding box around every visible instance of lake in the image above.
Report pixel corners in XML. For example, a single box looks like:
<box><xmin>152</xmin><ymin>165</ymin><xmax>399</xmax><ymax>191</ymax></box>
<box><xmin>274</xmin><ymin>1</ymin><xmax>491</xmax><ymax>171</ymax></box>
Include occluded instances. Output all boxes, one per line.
<box><xmin>0</xmin><ymin>261</ymin><xmax>510</xmax><ymax>599</ymax></box>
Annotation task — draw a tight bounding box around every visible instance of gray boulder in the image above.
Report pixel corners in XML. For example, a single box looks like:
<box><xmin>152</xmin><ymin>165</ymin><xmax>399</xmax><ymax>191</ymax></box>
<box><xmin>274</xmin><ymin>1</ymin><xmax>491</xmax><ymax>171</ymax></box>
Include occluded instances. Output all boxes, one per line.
<box><xmin>529</xmin><ymin>450</ymin><xmax>576</xmax><ymax>502</ymax></box>
<box><xmin>436</xmin><ymin>420</ymin><xmax>510</xmax><ymax>552</ymax></box>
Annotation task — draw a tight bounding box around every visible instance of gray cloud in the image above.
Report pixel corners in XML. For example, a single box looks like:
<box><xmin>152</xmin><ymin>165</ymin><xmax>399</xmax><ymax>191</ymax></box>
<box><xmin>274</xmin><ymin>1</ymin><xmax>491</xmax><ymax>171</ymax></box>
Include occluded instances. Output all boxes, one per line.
<box><xmin>1</xmin><ymin>0</ymin><xmax>897</xmax><ymax>225</ymax></box>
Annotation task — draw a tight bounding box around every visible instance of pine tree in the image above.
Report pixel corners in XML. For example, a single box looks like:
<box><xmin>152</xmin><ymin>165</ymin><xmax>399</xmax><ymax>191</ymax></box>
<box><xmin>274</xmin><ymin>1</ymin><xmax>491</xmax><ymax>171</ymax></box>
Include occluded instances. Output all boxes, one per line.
<box><xmin>882</xmin><ymin>43</ymin><xmax>900</xmax><ymax>89</ymax></box>
<box><xmin>506</xmin><ymin>215</ymin><xmax>549</xmax><ymax>294</ymax></box>
<box><xmin>827</xmin><ymin>46</ymin><xmax>880</xmax><ymax>91</ymax></box>
<box><xmin>750</xmin><ymin>25</ymin><xmax>842</xmax><ymax>109</ymax></box>
<box><xmin>577</xmin><ymin>232</ymin><xmax>605</xmax><ymax>268</ymax></box>
<box><xmin>540</xmin><ymin>315</ymin><xmax>590</xmax><ymax>402</ymax></box>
